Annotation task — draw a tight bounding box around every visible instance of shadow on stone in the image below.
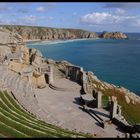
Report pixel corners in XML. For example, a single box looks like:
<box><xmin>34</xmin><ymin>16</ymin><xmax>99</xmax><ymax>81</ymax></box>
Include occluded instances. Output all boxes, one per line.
<box><xmin>73</xmin><ymin>97</ymin><xmax>83</xmax><ymax>106</ymax></box>
<box><xmin>89</xmin><ymin>109</ymin><xmax>109</xmax><ymax>118</ymax></box>
<box><xmin>116</xmin><ymin>126</ymin><xmax>126</xmax><ymax>133</ymax></box>
<box><xmin>78</xmin><ymin>106</ymin><xmax>104</xmax><ymax>128</ymax></box>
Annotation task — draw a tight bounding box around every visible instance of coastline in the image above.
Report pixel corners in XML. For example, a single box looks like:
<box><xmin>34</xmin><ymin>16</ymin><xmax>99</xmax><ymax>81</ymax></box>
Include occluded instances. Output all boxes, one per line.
<box><xmin>23</xmin><ymin>39</ymin><xmax>41</xmax><ymax>43</ymax></box>
<box><xmin>26</xmin><ymin>38</ymin><xmax>140</xmax><ymax>100</ymax></box>
<box><xmin>25</xmin><ymin>38</ymin><xmax>99</xmax><ymax>45</ymax></box>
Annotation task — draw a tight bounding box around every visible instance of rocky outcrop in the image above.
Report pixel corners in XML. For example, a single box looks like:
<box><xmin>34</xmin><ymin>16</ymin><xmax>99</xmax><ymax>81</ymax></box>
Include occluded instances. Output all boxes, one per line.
<box><xmin>0</xmin><ymin>27</ymin><xmax>23</xmax><ymax>44</ymax></box>
<box><xmin>125</xmin><ymin>95</ymin><xmax>130</xmax><ymax>104</ymax></box>
<box><xmin>29</xmin><ymin>48</ymin><xmax>44</xmax><ymax>65</ymax></box>
<box><xmin>0</xmin><ymin>28</ymin><xmax>24</xmax><ymax>63</ymax></box>
<box><xmin>0</xmin><ymin>46</ymin><xmax>11</xmax><ymax>62</ymax></box>
<box><xmin>100</xmin><ymin>31</ymin><xmax>128</xmax><ymax>39</ymax></box>
<box><xmin>35</xmin><ymin>74</ymin><xmax>46</xmax><ymax>89</ymax></box>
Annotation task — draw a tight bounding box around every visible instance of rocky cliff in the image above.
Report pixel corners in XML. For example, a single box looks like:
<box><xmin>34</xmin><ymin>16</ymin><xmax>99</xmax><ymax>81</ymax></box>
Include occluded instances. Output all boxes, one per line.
<box><xmin>0</xmin><ymin>25</ymin><xmax>98</xmax><ymax>41</ymax></box>
<box><xmin>100</xmin><ymin>31</ymin><xmax>128</xmax><ymax>39</ymax></box>
<box><xmin>0</xmin><ymin>25</ymin><xmax>128</xmax><ymax>41</ymax></box>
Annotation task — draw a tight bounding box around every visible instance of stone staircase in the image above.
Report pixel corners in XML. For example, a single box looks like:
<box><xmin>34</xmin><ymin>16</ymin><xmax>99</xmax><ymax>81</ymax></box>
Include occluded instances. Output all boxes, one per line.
<box><xmin>0</xmin><ymin>64</ymin><xmax>58</xmax><ymax>124</ymax></box>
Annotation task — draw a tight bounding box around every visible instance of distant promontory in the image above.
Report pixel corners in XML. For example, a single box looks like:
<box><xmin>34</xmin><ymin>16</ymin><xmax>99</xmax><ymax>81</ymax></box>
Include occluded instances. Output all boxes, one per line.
<box><xmin>99</xmin><ymin>31</ymin><xmax>128</xmax><ymax>39</ymax></box>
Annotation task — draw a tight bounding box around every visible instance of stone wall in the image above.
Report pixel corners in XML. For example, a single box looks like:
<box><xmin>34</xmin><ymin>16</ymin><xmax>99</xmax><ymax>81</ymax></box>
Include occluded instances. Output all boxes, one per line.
<box><xmin>66</xmin><ymin>65</ymin><xmax>96</xmax><ymax>95</ymax></box>
<box><xmin>66</xmin><ymin>65</ymin><xmax>83</xmax><ymax>84</ymax></box>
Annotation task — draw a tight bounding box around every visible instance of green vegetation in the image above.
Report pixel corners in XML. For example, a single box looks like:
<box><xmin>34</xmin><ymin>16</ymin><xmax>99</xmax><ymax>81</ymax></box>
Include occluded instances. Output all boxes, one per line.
<box><xmin>102</xmin><ymin>94</ymin><xmax>109</xmax><ymax>108</ymax></box>
<box><xmin>92</xmin><ymin>79</ymin><xmax>140</xmax><ymax>125</ymax></box>
<box><xmin>0</xmin><ymin>90</ymin><xmax>92</xmax><ymax>138</ymax></box>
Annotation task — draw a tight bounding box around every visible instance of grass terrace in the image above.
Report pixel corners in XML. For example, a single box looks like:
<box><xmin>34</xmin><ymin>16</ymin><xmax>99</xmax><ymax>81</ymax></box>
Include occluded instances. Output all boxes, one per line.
<box><xmin>0</xmin><ymin>90</ymin><xmax>93</xmax><ymax>138</ymax></box>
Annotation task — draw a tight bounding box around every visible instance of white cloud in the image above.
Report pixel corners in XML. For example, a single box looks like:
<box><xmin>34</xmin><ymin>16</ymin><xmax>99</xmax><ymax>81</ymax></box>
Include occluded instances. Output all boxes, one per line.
<box><xmin>80</xmin><ymin>12</ymin><xmax>140</xmax><ymax>27</ymax></box>
<box><xmin>9</xmin><ymin>15</ymin><xmax>47</xmax><ymax>26</ymax></box>
<box><xmin>115</xmin><ymin>8</ymin><xmax>125</xmax><ymax>15</ymax></box>
<box><xmin>81</xmin><ymin>12</ymin><xmax>116</xmax><ymax>25</ymax></box>
<box><xmin>36</xmin><ymin>6</ymin><xmax>46</xmax><ymax>12</ymax></box>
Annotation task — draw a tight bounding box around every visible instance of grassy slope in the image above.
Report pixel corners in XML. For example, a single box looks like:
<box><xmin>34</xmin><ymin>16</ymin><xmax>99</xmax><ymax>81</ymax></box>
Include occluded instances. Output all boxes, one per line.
<box><xmin>93</xmin><ymin>80</ymin><xmax>140</xmax><ymax>124</ymax></box>
<box><xmin>0</xmin><ymin>90</ymin><xmax>93</xmax><ymax>138</ymax></box>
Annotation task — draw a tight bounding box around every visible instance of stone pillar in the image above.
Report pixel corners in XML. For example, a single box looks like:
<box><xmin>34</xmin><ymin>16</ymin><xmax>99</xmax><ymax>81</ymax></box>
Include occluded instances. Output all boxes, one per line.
<box><xmin>65</xmin><ymin>67</ymin><xmax>69</xmax><ymax>78</ymax></box>
<box><xmin>75</xmin><ymin>69</ymin><xmax>79</xmax><ymax>81</ymax></box>
<box><xmin>82</xmin><ymin>72</ymin><xmax>88</xmax><ymax>94</ymax></box>
<box><xmin>80</xmin><ymin>67</ymin><xmax>83</xmax><ymax>72</ymax></box>
<box><xmin>49</xmin><ymin>66</ymin><xmax>53</xmax><ymax>84</ymax></box>
<box><xmin>96</xmin><ymin>91</ymin><xmax>102</xmax><ymax>108</ymax></box>
<box><xmin>117</xmin><ymin>105</ymin><xmax>122</xmax><ymax>117</ymax></box>
<box><xmin>110</xmin><ymin>96</ymin><xmax>118</xmax><ymax>120</ymax></box>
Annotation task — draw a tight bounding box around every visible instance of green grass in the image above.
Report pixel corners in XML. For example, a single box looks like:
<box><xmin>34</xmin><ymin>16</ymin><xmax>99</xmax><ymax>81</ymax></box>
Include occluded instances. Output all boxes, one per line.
<box><xmin>0</xmin><ymin>121</ymin><xmax>28</xmax><ymax>138</ymax></box>
<box><xmin>0</xmin><ymin>90</ymin><xmax>93</xmax><ymax>138</ymax></box>
<box><xmin>0</xmin><ymin>132</ymin><xmax>8</xmax><ymax>138</ymax></box>
<box><xmin>102</xmin><ymin>94</ymin><xmax>109</xmax><ymax>108</ymax></box>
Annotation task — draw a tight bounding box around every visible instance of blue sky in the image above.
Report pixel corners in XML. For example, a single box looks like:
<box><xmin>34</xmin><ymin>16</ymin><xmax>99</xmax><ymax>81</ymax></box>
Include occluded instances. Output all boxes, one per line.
<box><xmin>1</xmin><ymin>2</ymin><xmax>140</xmax><ymax>32</ymax></box>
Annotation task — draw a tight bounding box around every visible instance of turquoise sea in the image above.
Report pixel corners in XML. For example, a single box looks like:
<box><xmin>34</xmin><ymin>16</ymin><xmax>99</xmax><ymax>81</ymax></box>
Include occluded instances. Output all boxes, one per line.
<box><xmin>27</xmin><ymin>33</ymin><xmax>140</xmax><ymax>96</ymax></box>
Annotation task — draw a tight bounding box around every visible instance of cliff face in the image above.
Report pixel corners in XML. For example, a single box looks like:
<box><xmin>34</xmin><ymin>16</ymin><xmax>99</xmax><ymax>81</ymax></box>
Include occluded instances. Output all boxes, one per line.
<box><xmin>0</xmin><ymin>25</ymin><xmax>128</xmax><ymax>41</ymax></box>
<box><xmin>0</xmin><ymin>25</ymin><xmax>99</xmax><ymax>41</ymax></box>
<box><xmin>0</xmin><ymin>27</ymin><xmax>23</xmax><ymax>44</ymax></box>
<box><xmin>100</xmin><ymin>31</ymin><xmax>128</xmax><ymax>39</ymax></box>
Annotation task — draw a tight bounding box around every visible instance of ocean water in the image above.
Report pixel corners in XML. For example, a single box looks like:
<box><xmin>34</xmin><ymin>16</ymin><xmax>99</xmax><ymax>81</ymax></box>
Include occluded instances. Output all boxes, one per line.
<box><xmin>27</xmin><ymin>33</ymin><xmax>140</xmax><ymax>96</ymax></box>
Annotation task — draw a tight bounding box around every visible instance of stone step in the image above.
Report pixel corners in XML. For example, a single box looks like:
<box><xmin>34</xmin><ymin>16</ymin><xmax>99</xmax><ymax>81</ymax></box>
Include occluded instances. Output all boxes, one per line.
<box><xmin>0</xmin><ymin>69</ymin><xmax>45</xmax><ymax>124</ymax></box>
<box><xmin>0</xmin><ymin>71</ymin><xmax>7</xmax><ymax>87</ymax></box>
<box><xmin>8</xmin><ymin>74</ymin><xmax>19</xmax><ymax>91</ymax></box>
<box><xmin>22</xmin><ymin>82</ymin><xmax>29</xmax><ymax>97</ymax></box>
<box><xmin>49</xmin><ymin>84</ymin><xmax>67</xmax><ymax>91</ymax></box>
<box><xmin>3</xmin><ymin>72</ymin><xmax>12</xmax><ymax>87</ymax></box>
<box><xmin>0</xmin><ymin>71</ymin><xmax>9</xmax><ymax>82</ymax></box>
<box><xmin>12</xmin><ymin>76</ymin><xmax>21</xmax><ymax>93</ymax></box>
<box><xmin>26</xmin><ymin>84</ymin><xmax>32</xmax><ymax>95</ymax></box>
<box><xmin>6</xmin><ymin>73</ymin><xmax>14</xmax><ymax>89</ymax></box>
<box><xmin>0</xmin><ymin>65</ymin><xmax>8</xmax><ymax>71</ymax></box>
<box><xmin>17</xmin><ymin>80</ymin><xmax>24</xmax><ymax>96</ymax></box>
<box><xmin>49</xmin><ymin>83</ymin><xmax>78</xmax><ymax>92</ymax></box>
